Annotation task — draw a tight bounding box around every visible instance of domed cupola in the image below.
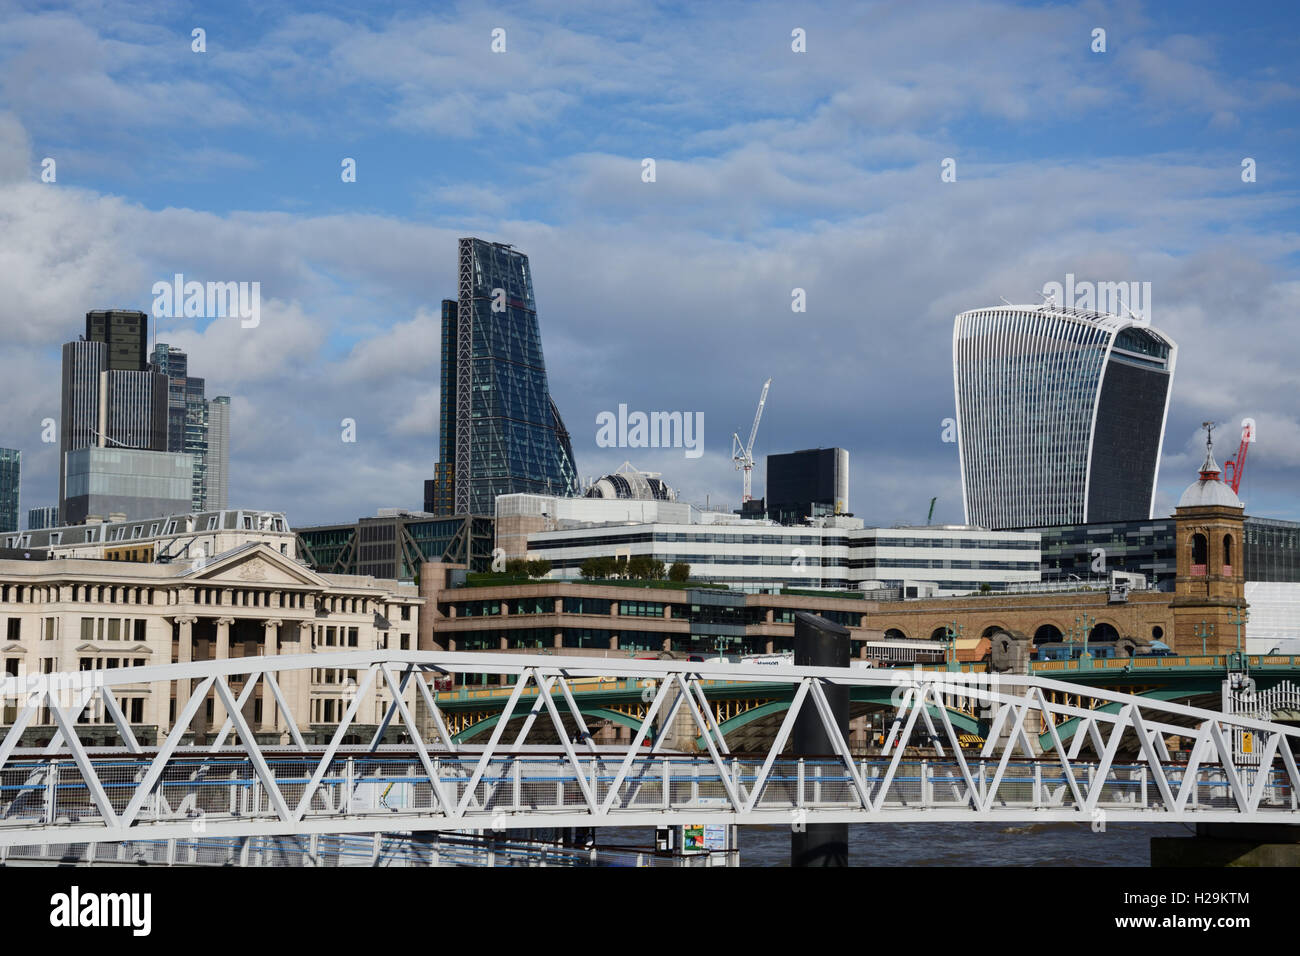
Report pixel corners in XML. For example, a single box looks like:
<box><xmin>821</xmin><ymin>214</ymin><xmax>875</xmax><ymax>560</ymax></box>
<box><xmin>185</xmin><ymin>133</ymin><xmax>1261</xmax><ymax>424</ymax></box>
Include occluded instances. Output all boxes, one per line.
<box><xmin>1176</xmin><ymin>424</ymin><xmax>1243</xmax><ymax>510</ymax></box>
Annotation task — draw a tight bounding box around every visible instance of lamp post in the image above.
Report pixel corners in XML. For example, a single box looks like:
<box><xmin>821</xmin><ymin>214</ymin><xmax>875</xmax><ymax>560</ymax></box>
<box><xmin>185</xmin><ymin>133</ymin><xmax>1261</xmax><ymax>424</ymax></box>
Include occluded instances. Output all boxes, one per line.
<box><xmin>1076</xmin><ymin>614</ymin><xmax>1095</xmax><ymax>666</ymax></box>
<box><xmin>1194</xmin><ymin>621</ymin><xmax>1214</xmax><ymax>656</ymax></box>
<box><xmin>1227</xmin><ymin>606</ymin><xmax>1249</xmax><ymax>670</ymax></box>
<box><xmin>945</xmin><ymin>621</ymin><xmax>963</xmax><ymax>672</ymax></box>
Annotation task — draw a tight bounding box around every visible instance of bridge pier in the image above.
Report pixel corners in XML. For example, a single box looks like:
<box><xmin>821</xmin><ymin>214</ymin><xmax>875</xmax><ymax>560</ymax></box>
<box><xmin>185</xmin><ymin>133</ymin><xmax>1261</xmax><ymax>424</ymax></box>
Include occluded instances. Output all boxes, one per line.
<box><xmin>1152</xmin><ymin>823</ymin><xmax>1300</xmax><ymax>867</ymax></box>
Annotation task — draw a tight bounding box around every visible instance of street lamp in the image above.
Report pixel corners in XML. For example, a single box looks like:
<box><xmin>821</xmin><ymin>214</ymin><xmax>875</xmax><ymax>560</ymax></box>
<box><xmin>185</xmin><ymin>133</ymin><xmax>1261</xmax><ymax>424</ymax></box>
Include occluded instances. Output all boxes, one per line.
<box><xmin>1227</xmin><ymin>606</ymin><xmax>1249</xmax><ymax>670</ymax></box>
<box><xmin>1194</xmin><ymin>621</ymin><xmax>1215</xmax><ymax>656</ymax></box>
<box><xmin>945</xmin><ymin>621</ymin><xmax>963</xmax><ymax>672</ymax></box>
<box><xmin>1076</xmin><ymin>614</ymin><xmax>1095</xmax><ymax>666</ymax></box>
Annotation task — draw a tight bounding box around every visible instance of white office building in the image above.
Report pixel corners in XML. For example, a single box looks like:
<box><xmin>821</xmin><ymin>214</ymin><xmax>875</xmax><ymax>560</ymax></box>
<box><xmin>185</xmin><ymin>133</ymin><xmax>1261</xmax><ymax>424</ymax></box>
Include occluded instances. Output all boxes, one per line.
<box><xmin>525</xmin><ymin>517</ymin><xmax>1040</xmax><ymax>595</ymax></box>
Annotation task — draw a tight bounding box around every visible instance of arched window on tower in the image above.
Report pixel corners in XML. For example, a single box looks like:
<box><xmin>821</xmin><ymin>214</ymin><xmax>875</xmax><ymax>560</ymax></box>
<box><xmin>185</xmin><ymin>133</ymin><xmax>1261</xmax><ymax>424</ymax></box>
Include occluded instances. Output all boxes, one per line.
<box><xmin>1223</xmin><ymin>534</ymin><xmax>1233</xmax><ymax>576</ymax></box>
<box><xmin>1191</xmin><ymin>533</ymin><xmax>1208</xmax><ymax>576</ymax></box>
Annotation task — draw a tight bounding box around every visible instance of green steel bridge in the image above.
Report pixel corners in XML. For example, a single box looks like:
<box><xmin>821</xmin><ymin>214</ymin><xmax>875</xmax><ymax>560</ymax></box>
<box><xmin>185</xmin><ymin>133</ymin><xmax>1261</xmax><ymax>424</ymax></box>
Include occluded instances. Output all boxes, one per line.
<box><xmin>435</xmin><ymin>654</ymin><xmax>1300</xmax><ymax>751</ymax></box>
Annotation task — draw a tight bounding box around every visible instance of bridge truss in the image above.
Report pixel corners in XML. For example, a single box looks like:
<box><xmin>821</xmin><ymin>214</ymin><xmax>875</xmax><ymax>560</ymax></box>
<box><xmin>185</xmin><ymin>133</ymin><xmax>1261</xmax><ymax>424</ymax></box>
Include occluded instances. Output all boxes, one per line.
<box><xmin>1</xmin><ymin>652</ymin><xmax>1298</xmax><ymax>848</ymax></box>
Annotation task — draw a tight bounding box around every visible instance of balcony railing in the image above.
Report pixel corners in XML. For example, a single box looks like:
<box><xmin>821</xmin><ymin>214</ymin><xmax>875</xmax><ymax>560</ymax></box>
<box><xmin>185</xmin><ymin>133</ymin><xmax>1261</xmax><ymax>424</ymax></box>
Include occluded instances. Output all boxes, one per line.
<box><xmin>1191</xmin><ymin>564</ymin><xmax>1206</xmax><ymax>576</ymax></box>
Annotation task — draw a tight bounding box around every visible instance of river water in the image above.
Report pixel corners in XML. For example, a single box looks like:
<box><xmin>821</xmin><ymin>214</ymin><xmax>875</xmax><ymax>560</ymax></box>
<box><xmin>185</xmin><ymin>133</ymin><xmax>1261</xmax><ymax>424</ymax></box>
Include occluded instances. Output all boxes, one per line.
<box><xmin>737</xmin><ymin>822</ymin><xmax>1189</xmax><ymax>866</ymax></box>
<box><xmin>600</xmin><ymin>822</ymin><xmax>1192</xmax><ymax>866</ymax></box>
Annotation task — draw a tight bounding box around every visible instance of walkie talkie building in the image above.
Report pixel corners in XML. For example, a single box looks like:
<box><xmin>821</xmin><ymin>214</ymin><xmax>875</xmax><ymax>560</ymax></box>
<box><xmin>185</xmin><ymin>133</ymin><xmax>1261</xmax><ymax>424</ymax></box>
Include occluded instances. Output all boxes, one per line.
<box><xmin>952</xmin><ymin>305</ymin><xmax>1177</xmax><ymax>530</ymax></box>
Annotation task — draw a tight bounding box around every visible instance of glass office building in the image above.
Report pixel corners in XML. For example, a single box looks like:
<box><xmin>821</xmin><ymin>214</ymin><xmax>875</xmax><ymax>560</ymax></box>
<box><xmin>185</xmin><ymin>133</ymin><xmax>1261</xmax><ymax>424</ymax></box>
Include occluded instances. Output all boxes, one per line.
<box><xmin>0</xmin><ymin>449</ymin><xmax>18</xmax><ymax>534</ymax></box>
<box><xmin>297</xmin><ymin>513</ymin><xmax>496</xmax><ymax>579</ymax></box>
<box><xmin>427</xmin><ymin>238</ymin><xmax>579</xmax><ymax>516</ymax></box>
<box><xmin>63</xmin><ymin>447</ymin><xmax>194</xmax><ymax>524</ymax></box>
<box><xmin>27</xmin><ymin>506</ymin><xmax>58</xmax><ymax>531</ymax></box>
<box><xmin>953</xmin><ymin>305</ymin><xmax>1177</xmax><ymax>529</ymax></box>
<box><xmin>152</xmin><ymin>344</ymin><xmax>226</xmax><ymax>511</ymax></box>
<box><xmin>1035</xmin><ymin>515</ymin><xmax>1300</xmax><ymax>589</ymax></box>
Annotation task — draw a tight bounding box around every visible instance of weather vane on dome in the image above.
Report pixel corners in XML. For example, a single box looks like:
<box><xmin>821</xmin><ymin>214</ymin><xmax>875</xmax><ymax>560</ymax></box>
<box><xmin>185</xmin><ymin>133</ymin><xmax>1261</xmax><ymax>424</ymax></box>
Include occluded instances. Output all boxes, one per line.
<box><xmin>1202</xmin><ymin>421</ymin><xmax>1215</xmax><ymax>450</ymax></box>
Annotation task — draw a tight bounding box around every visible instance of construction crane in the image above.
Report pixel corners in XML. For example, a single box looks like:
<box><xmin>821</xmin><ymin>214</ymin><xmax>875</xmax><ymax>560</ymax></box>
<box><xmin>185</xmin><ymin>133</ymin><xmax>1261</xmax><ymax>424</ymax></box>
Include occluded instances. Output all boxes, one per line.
<box><xmin>732</xmin><ymin>378</ymin><xmax>772</xmax><ymax>503</ymax></box>
<box><xmin>927</xmin><ymin>497</ymin><xmax>937</xmax><ymax>524</ymax></box>
<box><xmin>1223</xmin><ymin>420</ymin><xmax>1254</xmax><ymax>495</ymax></box>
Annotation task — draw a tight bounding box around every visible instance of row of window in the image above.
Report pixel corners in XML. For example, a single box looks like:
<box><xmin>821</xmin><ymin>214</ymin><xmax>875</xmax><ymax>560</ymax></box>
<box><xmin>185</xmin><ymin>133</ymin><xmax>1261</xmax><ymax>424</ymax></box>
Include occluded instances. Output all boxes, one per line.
<box><xmin>536</xmin><ymin>531</ymin><xmax>1038</xmax><ymax>551</ymax></box>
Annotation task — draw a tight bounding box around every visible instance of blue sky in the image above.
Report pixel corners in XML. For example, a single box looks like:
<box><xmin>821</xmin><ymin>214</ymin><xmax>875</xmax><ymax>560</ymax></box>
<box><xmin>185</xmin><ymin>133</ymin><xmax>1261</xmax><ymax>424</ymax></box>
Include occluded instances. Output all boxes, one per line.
<box><xmin>1</xmin><ymin>0</ymin><xmax>1298</xmax><ymax>528</ymax></box>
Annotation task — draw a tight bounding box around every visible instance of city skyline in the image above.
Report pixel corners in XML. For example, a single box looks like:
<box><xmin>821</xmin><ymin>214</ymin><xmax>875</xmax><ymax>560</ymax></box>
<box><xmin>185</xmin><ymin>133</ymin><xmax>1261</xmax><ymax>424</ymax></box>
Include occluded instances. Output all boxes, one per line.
<box><xmin>1</xmin><ymin>0</ymin><xmax>1299</xmax><ymax>885</ymax></box>
<box><xmin>1</xmin><ymin>3</ymin><xmax>1297</xmax><ymax>532</ymax></box>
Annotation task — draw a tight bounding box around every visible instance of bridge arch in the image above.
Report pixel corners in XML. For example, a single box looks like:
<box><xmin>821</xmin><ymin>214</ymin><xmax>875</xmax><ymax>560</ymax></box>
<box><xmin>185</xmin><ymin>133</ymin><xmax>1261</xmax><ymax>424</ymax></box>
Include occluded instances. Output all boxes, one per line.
<box><xmin>1033</xmin><ymin>623</ymin><xmax>1064</xmax><ymax>644</ymax></box>
<box><xmin>452</xmin><ymin>705</ymin><xmax>647</xmax><ymax>744</ymax></box>
<box><xmin>882</xmin><ymin>627</ymin><xmax>910</xmax><ymax>640</ymax></box>
<box><xmin>1090</xmin><ymin>621</ymin><xmax>1121</xmax><ymax>642</ymax></box>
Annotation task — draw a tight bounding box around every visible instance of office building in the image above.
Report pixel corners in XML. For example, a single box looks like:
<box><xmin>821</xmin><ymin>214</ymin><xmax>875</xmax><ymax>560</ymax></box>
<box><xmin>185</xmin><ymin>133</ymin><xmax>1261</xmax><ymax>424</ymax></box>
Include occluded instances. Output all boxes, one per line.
<box><xmin>85</xmin><ymin>308</ymin><xmax>148</xmax><ymax>372</ymax></box>
<box><xmin>0</xmin><ymin>449</ymin><xmax>18</xmax><ymax>534</ymax></box>
<box><xmin>152</xmin><ymin>344</ymin><xmax>230</xmax><ymax>511</ymax></box>
<box><xmin>62</xmin><ymin>447</ymin><xmax>194</xmax><ymax>525</ymax></box>
<box><xmin>26</xmin><ymin>506</ymin><xmax>58</xmax><ymax>531</ymax></box>
<box><xmin>207</xmin><ymin>396</ymin><xmax>231</xmax><ymax>511</ymax></box>
<box><xmin>953</xmin><ymin>305</ymin><xmax>1177</xmax><ymax>529</ymax></box>
<box><xmin>765</xmin><ymin>448</ymin><xmax>849</xmax><ymax>524</ymax></box>
<box><xmin>297</xmin><ymin>511</ymin><xmax>495</xmax><ymax>581</ymax></box>
<box><xmin>426</xmin><ymin>238</ymin><xmax>580</xmax><ymax>516</ymax></box>
<box><xmin>495</xmin><ymin>490</ymin><xmax>695</xmax><ymax>560</ymax></box>
<box><xmin>525</xmin><ymin>516</ymin><xmax>1040</xmax><ymax>595</ymax></box>
<box><xmin>59</xmin><ymin>312</ymin><xmax>169</xmax><ymax>518</ymax></box>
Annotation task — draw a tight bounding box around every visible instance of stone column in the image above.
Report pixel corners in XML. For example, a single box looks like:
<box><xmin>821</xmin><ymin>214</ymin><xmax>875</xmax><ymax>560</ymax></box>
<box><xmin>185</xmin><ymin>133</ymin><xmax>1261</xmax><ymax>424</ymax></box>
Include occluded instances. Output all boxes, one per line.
<box><xmin>213</xmin><ymin>617</ymin><xmax>234</xmax><ymax>727</ymax></box>
<box><xmin>277</xmin><ymin>621</ymin><xmax>309</xmax><ymax>741</ymax></box>
<box><xmin>174</xmin><ymin>616</ymin><xmax>198</xmax><ymax>736</ymax></box>
<box><xmin>260</xmin><ymin>619</ymin><xmax>282</xmax><ymax>734</ymax></box>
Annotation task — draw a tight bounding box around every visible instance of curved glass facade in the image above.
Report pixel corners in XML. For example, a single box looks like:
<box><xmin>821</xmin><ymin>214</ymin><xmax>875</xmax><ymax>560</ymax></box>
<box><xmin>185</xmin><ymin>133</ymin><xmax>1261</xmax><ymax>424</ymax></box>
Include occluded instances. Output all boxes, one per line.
<box><xmin>953</xmin><ymin>306</ymin><xmax>1176</xmax><ymax>530</ymax></box>
<box><xmin>430</xmin><ymin>239</ymin><xmax>579</xmax><ymax>515</ymax></box>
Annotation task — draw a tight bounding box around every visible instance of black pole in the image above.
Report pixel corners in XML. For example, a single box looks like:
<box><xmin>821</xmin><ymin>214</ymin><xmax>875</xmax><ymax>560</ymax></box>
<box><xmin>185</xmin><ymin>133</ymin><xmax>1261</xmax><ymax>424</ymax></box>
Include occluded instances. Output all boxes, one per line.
<box><xmin>791</xmin><ymin>611</ymin><xmax>851</xmax><ymax>866</ymax></box>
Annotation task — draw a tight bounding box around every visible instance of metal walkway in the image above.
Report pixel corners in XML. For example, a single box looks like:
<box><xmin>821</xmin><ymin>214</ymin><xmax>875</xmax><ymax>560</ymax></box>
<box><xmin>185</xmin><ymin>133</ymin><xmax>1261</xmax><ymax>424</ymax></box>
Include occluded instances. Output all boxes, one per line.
<box><xmin>1</xmin><ymin>651</ymin><xmax>1298</xmax><ymax>848</ymax></box>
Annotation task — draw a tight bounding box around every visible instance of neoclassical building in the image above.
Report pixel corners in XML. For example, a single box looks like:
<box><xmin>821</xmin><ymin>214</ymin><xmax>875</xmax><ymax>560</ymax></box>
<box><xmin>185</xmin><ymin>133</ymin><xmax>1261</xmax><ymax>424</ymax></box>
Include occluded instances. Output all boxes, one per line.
<box><xmin>0</xmin><ymin>543</ymin><xmax>421</xmax><ymax>745</ymax></box>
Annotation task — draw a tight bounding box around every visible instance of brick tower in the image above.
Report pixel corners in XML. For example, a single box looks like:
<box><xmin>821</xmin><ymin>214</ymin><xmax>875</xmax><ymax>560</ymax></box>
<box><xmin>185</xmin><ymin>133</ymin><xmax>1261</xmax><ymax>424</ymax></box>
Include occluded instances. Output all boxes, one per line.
<box><xmin>1170</xmin><ymin>424</ymin><xmax>1247</xmax><ymax>654</ymax></box>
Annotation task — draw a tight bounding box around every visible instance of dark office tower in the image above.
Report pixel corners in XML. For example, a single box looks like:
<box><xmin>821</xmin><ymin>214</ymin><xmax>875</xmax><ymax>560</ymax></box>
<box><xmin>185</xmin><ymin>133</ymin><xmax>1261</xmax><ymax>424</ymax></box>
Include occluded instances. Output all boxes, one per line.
<box><xmin>0</xmin><ymin>448</ymin><xmax>19</xmax><ymax>534</ymax></box>
<box><xmin>429</xmin><ymin>239</ymin><xmax>580</xmax><ymax>516</ymax></box>
<box><xmin>953</xmin><ymin>305</ymin><xmax>1177</xmax><ymax>530</ymax></box>
<box><xmin>85</xmin><ymin>309</ymin><xmax>148</xmax><ymax>372</ymax></box>
<box><xmin>766</xmin><ymin>448</ymin><xmax>850</xmax><ymax>525</ymax></box>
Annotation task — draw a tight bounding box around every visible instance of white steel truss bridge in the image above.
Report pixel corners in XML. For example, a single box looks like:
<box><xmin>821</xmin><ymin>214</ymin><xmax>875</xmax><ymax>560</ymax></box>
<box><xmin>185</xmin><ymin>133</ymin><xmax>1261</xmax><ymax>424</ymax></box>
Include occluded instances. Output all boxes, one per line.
<box><xmin>0</xmin><ymin>651</ymin><xmax>1298</xmax><ymax>849</ymax></box>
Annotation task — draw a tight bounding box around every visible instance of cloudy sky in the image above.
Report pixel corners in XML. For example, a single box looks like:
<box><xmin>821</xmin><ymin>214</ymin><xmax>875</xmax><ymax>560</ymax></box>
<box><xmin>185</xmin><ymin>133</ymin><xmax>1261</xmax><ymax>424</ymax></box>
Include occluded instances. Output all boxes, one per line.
<box><xmin>1</xmin><ymin>0</ymin><xmax>1297</xmax><ymax>530</ymax></box>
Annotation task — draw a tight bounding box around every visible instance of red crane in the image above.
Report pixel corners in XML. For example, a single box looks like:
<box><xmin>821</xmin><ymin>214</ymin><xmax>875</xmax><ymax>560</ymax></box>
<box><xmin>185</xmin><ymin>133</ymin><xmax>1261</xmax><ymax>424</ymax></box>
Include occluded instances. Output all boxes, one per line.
<box><xmin>1223</xmin><ymin>421</ymin><xmax>1253</xmax><ymax>495</ymax></box>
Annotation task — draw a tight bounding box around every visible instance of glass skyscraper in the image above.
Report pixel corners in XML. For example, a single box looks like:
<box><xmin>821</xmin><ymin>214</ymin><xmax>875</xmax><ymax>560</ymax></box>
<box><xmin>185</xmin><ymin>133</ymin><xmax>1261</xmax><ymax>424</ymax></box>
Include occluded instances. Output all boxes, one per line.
<box><xmin>0</xmin><ymin>448</ymin><xmax>19</xmax><ymax>534</ymax></box>
<box><xmin>427</xmin><ymin>238</ymin><xmax>579</xmax><ymax>516</ymax></box>
<box><xmin>152</xmin><ymin>343</ymin><xmax>225</xmax><ymax>511</ymax></box>
<box><xmin>953</xmin><ymin>305</ymin><xmax>1177</xmax><ymax>530</ymax></box>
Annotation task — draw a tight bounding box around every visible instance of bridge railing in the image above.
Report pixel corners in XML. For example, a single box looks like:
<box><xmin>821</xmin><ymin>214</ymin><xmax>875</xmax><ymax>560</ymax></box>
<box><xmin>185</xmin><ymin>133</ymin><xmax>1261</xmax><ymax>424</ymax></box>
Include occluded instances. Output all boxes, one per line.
<box><xmin>0</xmin><ymin>650</ymin><xmax>1298</xmax><ymax>846</ymax></box>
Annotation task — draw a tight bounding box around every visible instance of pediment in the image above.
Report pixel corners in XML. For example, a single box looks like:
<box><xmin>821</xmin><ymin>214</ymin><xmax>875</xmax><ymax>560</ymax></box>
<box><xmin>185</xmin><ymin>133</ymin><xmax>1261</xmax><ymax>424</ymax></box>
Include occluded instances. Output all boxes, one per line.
<box><xmin>186</xmin><ymin>544</ymin><xmax>327</xmax><ymax>589</ymax></box>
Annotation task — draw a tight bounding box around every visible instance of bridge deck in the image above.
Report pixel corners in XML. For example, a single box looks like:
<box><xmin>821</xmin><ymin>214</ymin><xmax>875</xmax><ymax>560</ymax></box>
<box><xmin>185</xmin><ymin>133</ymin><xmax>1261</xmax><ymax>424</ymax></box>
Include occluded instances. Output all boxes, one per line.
<box><xmin>0</xmin><ymin>651</ymin><xmax>1297</xmax><ymax>848</ymax></box>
